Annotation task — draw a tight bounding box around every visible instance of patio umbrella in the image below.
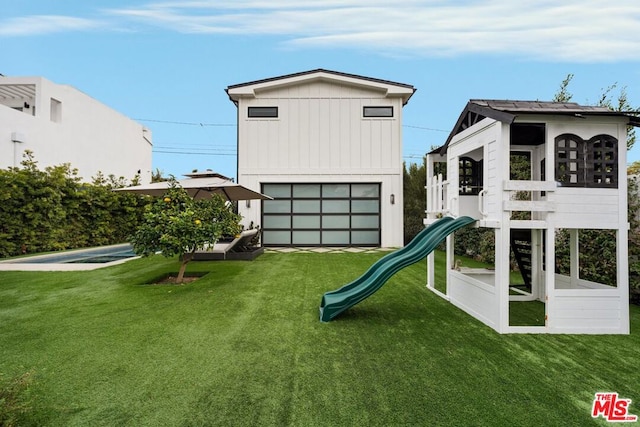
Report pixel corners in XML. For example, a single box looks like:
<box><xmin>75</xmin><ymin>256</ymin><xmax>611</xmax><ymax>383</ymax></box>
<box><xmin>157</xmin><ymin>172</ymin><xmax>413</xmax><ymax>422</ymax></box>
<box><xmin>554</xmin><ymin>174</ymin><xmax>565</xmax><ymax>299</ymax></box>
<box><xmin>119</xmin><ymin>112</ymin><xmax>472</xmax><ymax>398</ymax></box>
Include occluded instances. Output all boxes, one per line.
<box><xmin>115</xmin><ymin>176</ymin><xmax>272</xmax><ymax>201</ymax></box>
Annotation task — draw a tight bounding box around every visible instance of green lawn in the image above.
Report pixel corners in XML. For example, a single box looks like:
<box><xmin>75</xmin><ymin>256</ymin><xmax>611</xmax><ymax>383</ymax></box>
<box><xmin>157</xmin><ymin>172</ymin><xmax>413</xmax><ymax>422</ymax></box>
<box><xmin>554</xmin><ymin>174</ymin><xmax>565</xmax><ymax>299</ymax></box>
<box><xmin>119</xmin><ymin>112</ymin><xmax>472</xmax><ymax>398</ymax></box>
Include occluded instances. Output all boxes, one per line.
<box><xmin>0</xmin><ymin>252</ymin><xmax>638</xmax><ymax>426</ymax></box>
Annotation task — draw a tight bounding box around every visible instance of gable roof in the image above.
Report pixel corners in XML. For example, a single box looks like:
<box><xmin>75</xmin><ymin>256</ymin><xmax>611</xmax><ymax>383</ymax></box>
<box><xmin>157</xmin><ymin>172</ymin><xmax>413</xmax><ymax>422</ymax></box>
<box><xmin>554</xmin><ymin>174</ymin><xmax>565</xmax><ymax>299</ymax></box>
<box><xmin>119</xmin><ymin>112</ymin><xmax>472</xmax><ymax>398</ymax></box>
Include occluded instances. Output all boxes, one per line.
<box><xmin>226</xmin><ymin>68</ymin><xmax>416</xmax><ymax>105</ymax></box>
<box><xmin>438</xmin><ymin>99</ymin><xmax>640</xmax><ymax>154</ymax></box>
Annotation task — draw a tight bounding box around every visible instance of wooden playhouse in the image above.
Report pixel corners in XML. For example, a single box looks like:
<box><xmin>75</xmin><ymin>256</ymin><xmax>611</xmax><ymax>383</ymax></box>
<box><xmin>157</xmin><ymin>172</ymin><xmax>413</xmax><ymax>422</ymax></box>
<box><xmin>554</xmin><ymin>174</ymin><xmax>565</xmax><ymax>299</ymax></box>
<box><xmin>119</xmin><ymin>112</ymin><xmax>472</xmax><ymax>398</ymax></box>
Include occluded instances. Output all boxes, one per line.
<box><xmin>425</xmin><ymin>100</ymin><xmax>640</xmax><ymax>334</ymax></box>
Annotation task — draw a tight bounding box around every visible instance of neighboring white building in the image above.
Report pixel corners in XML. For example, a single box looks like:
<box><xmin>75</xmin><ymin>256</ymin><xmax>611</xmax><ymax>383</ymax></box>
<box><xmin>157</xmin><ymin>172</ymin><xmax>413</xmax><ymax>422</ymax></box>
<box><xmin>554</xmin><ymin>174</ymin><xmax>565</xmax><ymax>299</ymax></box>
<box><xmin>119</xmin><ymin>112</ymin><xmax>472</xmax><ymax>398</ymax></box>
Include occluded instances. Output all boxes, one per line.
<box><xmin>226</xmin><ymin>69</ymin><xmax>416</xmax><ymax>247</ymax></box>
<box><xmin>0</xmin><ymin>76</ymin><xmax>152</xmax><ymax>182</ymax></box>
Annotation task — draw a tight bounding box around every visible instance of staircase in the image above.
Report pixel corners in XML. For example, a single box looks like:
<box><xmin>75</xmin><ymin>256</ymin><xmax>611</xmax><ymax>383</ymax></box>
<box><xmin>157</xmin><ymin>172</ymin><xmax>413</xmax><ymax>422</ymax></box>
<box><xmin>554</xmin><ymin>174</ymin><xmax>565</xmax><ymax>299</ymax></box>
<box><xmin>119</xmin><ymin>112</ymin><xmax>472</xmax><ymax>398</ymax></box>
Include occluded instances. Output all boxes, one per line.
<box><xmin>510</xmin><ymin>229</ymin><xmax>532</xmax><ymax>288</ymax></box>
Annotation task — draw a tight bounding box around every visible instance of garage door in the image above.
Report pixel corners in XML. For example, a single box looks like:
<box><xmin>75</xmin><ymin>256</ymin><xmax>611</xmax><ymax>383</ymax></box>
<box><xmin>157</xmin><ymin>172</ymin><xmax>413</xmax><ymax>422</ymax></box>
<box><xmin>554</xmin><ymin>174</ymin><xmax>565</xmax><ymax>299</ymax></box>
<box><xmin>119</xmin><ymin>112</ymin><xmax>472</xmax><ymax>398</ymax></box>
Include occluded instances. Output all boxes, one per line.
<box><xmin>261</xmin><ymin>183</ymin><xmax>380</xmax><ymax>246</ymax></box>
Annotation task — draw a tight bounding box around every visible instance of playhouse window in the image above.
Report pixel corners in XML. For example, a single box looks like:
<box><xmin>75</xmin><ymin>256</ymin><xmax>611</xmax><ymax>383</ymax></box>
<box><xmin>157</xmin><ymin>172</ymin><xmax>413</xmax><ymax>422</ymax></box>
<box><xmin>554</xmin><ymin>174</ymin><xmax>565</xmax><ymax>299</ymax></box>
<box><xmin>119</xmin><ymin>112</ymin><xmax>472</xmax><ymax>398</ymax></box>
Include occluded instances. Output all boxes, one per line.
<box><xmin>590</xmin><ymin>135</ymin><xmax>618</xmax><ymax>187</ymax></box>
<box><xmin>459</xmin><ymin>157</ymin><xmax>483</xmax><ymax>195</ymax></box>
<box><xmin>555</xmin><ymin>134</ymin><xmax>618</xmax><ymax>188</ymax></box>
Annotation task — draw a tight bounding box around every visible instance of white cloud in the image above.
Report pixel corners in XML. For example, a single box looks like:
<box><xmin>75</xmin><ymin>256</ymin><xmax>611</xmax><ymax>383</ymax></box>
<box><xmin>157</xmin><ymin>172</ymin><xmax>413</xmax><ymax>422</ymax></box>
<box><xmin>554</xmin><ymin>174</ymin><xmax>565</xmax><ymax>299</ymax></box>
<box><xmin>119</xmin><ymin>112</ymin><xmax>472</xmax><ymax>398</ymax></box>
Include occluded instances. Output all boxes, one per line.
<box><xmin>106</xmin><ymin>0</ymin><xmax>640</xmax><ymax>62</ymax></box>
<box><xmin>4</xmin><ymin>1</ymin><xmax>640</xmax><ymax>62</ymax></box>
<box><xmin>0</xmin><ymin>15</ymin><xmax>105</xmax><ymax>36</ymax></box>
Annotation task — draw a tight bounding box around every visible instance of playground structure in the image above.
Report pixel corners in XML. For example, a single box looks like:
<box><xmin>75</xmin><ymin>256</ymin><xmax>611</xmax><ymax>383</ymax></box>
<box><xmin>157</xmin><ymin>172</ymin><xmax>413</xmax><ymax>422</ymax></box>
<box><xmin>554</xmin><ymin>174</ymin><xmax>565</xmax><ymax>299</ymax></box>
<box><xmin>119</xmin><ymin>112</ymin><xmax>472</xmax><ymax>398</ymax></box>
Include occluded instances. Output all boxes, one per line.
<box><xmin>425</xmin><ymin>100</ymin><xmax>640</xmax><ymax>334</ymax></box>
<box><xmin>319</xmin><ymin>99</ymin><xmax>637</xmax><ymax>333</ymax></box>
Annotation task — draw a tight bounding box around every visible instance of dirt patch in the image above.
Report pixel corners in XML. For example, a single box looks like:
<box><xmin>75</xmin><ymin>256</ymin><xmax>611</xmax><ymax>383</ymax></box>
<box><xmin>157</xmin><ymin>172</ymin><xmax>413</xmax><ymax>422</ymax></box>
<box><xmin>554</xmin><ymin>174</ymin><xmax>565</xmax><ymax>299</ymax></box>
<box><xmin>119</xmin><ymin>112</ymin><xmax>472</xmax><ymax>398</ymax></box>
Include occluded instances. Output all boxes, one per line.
<box><xmin>150</xmin><ymin>274</ymin><xmax>201</xmax><ymax>285</ymax></box>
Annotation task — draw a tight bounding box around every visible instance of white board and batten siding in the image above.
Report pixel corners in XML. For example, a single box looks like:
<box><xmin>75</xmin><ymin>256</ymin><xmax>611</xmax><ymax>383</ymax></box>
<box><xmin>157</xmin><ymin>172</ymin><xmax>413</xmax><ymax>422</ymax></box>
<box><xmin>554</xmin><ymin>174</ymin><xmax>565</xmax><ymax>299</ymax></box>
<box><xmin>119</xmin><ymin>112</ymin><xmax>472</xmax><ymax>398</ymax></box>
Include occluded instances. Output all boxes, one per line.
<box><xmin>229</xmin><ymin>73</ymin><xmax>413</xmax><ymax>247</ymax></box>
<box><xmin>238</xmin><ymin>83</ymin><xmax>403</xmax><ymax>173</ymax></box>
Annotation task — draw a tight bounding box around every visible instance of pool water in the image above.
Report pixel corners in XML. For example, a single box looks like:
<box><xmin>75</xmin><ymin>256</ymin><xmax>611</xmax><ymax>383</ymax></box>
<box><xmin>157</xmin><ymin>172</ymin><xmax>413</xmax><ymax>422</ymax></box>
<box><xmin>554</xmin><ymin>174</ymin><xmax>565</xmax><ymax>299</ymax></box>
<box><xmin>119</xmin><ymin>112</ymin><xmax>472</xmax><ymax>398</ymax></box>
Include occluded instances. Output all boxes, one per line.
<box><xmin>10</xmin><ymin>244</ymin><xmax>137</xmax><ymax>264</ymax></box>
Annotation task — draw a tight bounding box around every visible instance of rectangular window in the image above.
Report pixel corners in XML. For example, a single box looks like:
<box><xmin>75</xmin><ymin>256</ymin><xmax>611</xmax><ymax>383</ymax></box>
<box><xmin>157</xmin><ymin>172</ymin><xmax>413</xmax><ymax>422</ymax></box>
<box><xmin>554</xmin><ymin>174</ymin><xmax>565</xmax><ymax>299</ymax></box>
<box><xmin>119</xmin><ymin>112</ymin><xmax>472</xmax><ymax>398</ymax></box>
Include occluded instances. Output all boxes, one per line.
<box><xmin>50</xmin><ymin>98</ymin><xmax>62</xmax><ymax>122</ymax></box>
<box><xmin>248</xmin><ymin>106</ymin><xmax>278</xmax><ymax>118</ymax></box>
<box><xmin>363</xmin><ymin>106</ymin><xmax>393</xmax><ymax>118</ymax></box>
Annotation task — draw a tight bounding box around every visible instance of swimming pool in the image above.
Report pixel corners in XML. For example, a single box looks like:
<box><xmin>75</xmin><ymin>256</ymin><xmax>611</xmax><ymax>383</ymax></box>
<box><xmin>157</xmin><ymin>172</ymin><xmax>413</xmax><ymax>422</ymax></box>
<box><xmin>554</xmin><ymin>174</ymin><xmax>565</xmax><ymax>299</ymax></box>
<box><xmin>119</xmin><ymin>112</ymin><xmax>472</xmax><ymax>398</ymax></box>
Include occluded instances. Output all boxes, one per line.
<box><xmin>0</xmin><ymin>244</ymin><xmax>140</xmax><ymax>271</ymax></box>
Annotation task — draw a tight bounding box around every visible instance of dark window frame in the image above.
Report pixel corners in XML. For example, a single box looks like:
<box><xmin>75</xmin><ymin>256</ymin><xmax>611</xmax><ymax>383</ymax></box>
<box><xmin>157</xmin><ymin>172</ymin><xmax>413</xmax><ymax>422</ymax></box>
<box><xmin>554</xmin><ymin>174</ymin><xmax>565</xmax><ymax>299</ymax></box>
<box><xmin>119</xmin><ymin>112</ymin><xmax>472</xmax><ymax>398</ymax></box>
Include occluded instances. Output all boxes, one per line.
<box><xmin>554</xmin><ymin>133</ymin><xmax>618</xmax><ymax>188</ymax></box>
<box><xmin>363</xmin><ymin>106</ymin><xmax>393</xmax><ymax>118</ymax></box>
<box><xmin>590</xmin><ymin>134</ymin><xmax>618</xmax><ymax>187</ymax></box>
<box><xmin>261</xmin><ymin>183</ymin><xmax>381</xmax><ymax>247</ymax></box>
<box><xmin>248</xmin><ymin>106</ymin><xmax>278</xmax><ymax>118</ymax></box>
<box><xmin>459</xmin><ymin>157</ymin><xmax>483</xmax><ymax>195</ymax></box>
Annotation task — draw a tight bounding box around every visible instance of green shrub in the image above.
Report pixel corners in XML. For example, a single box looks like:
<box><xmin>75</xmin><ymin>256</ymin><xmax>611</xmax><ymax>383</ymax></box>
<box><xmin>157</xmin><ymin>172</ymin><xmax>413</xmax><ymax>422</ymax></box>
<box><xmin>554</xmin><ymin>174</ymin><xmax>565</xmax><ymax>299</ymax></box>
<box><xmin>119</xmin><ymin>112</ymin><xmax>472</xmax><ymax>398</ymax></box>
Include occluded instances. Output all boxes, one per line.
<box><xmin>0</xmin><ymin>151</ymin><xmax>149</xmax><ymax>258</ymax></box>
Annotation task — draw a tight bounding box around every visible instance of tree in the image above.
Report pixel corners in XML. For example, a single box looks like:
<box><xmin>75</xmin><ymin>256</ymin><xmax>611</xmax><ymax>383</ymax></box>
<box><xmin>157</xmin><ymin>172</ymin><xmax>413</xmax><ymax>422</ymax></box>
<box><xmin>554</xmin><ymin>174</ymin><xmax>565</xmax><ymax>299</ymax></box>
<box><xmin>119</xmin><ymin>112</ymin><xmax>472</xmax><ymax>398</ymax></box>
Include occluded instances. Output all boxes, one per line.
<box><xmin>553</xmin><ymin>73</ymin><xmax>637</xmax><ymax>150</ymax></box>
<box><xmin>552</xmin><ymin>73</ymin><xmax>574</xmax><ymax>103</ymax></box>
<box><xmin>130</xmin><ymin>178</ymin><xmax>242</xmax><ymax>283</ymax></box>
<box><xmin>628</xmin><ymin>160</ymin><xmax>640</xmax><ymax>176</ymax></box>
<box><xmin>403</xmin><ymin>160</ymin><xmax>426</xmax><ymax>245</ymax></box>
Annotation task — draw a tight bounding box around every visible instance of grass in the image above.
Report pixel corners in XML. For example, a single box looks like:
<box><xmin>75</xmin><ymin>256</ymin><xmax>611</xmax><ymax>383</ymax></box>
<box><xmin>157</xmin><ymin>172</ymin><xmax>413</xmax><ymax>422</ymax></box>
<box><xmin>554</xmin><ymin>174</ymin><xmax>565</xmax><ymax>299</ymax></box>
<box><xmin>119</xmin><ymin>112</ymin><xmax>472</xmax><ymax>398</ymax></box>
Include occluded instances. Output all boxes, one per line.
<box><xmin>0</xmin><ymin>252</ymin><xmax>639</xmax><ymax>426</ymax></box>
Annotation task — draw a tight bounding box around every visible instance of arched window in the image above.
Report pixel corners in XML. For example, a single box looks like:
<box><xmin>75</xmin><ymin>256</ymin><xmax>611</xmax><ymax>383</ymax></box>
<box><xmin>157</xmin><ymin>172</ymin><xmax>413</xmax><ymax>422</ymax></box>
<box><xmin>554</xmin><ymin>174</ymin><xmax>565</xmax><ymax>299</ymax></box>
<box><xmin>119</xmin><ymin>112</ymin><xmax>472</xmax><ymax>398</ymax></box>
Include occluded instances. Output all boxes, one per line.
<box><xmin>555</xmin><ymin>133</ymin><xmax>618</xmax><ymax>188</ymax></box>
<box><xmin>459</xmin><ymin>157</ymin><xmax>483</xmax><ymax>195</ymax></box>
<box><xmin>589</xmin><ymin>134</ymin><xmax>618</xmax><ymax>187</ymax></box>
<box><xmin>555</xmin><ymin>134</ymin><xmax>583</xmax><ymax>186</ymax></box>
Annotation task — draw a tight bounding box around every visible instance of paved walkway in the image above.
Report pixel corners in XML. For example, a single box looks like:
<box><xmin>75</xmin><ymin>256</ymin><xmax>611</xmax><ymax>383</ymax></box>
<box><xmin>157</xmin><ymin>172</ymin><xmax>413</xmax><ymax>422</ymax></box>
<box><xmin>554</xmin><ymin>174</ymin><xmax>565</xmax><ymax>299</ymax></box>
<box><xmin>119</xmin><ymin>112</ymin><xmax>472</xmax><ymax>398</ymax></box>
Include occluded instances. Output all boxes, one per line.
<box><xmin>266</xmin><ymin>247</ymin><xmax>397</xmax><ymax>254</ymax></box>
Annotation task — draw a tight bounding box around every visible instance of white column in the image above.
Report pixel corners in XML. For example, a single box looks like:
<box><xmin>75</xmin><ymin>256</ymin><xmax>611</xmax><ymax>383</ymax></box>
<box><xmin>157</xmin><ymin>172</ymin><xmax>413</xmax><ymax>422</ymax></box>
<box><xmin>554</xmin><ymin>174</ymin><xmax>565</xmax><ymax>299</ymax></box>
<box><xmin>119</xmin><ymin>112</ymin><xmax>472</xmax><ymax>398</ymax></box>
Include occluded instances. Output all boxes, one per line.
<box><xmin>570</xmin><ymin>229</ymin><xmax>579</xmax><ymax>287</ymax></box>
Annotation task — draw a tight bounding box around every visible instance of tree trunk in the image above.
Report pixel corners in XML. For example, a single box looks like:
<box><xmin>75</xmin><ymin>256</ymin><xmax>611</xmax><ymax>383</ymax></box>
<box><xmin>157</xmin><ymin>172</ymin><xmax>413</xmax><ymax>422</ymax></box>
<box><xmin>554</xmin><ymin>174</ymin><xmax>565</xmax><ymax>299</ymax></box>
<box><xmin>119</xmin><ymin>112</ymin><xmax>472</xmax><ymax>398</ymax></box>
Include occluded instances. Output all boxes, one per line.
<box><xmin>176</xmin><ymin>250</ymin><xmax>195</xmax><ymax>284</ymax></box>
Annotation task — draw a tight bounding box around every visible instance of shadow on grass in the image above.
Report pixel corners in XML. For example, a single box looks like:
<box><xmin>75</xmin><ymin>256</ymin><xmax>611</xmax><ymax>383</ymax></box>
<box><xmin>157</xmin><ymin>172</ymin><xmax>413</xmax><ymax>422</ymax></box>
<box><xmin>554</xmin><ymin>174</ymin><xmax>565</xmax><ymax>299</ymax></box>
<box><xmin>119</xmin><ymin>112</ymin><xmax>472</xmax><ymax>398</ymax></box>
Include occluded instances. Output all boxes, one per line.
<box><xmin>138</xmin><ymin>271</ymin><xmax>210</xmax><ymax>286</ymax></box>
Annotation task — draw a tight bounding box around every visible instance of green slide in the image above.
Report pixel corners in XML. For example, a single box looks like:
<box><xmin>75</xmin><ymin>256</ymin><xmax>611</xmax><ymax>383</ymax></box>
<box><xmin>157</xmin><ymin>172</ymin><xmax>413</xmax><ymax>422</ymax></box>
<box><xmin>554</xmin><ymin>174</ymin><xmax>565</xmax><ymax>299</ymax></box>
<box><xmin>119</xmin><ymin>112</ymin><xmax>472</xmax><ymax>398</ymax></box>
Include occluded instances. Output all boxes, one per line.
<box><xmin>319</xmin><ymin>216</ymin><xmax>476</xmax><ymax>322</ymax></box>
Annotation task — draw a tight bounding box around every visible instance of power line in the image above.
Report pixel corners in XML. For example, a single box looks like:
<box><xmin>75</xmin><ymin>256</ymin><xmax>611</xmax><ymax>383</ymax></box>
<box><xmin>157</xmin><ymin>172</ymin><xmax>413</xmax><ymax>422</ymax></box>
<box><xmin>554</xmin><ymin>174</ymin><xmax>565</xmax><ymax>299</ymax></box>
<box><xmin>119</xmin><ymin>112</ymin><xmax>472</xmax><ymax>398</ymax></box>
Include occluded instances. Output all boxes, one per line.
<box><xmin>153</xmin><ymin>150</ymin><xmax>236</xmax><ymax>156</ymax></box>
<box><xmin>136</xmin><ymin>118</ymin><xmax>236</xmax><ymax>127</ymax></box>
<box><xmin>155</xmin><ymin>143</ymin><xmax>236</xmax><ymax>148</ymax></box>
<box><xmin>135</xmin><ymin>117</ymin><xmax>448</xmax><ymax>132</ymax></box>
<box><xmin>154</xmin><ymin>149</ymin><xmax>425</xmax><ymax>159</ymax></box>
<box><xmin>404</xmin><ymin>124</ymin><xmax>449</xmax><ymax>132</ymax></box>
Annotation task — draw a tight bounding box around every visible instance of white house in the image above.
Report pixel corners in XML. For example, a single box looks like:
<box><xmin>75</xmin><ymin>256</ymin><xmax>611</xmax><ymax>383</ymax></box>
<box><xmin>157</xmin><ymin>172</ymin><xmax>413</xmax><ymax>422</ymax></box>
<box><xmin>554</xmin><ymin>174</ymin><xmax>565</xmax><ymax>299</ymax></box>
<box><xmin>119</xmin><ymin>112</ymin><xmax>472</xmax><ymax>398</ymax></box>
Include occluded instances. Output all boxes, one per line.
<box><xmin>425</xmin><ymin>99</ymin><xmax>640</xmax><ymax>334</ymax></box>
<box><xmin>226</xmin><ymin>69</ymin><xmax>415</xmax><ymax>247</ymax></box>
<box><xmin>0</xmin><ymin>76</ymin><xmax>152</xmax><ymax>182</ymax></box>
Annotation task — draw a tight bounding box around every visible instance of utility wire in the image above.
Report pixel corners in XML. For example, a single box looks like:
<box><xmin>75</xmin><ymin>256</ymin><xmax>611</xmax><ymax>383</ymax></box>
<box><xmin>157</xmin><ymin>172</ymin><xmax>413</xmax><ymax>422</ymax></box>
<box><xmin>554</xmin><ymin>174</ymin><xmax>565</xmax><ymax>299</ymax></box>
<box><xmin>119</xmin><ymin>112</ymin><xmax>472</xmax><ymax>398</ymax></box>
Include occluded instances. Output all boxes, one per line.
<box><xmin>153</xmin><ymin>150</ymin><xmax>236</xmax><ymax>156</ymax></box>
<box><xmin>404</xmin><ymin>124</ymin><xmax>449</xmax><ymax>132</ymax></box>
<box><xmin>135</xmin><ymin>118</ymin><xmax>235</xmax><ymax>127</ymax></box>
<box><xmin>136</xmin><ymin>117</ymin><xmax>448</xmax><ymax>132</ymax></box>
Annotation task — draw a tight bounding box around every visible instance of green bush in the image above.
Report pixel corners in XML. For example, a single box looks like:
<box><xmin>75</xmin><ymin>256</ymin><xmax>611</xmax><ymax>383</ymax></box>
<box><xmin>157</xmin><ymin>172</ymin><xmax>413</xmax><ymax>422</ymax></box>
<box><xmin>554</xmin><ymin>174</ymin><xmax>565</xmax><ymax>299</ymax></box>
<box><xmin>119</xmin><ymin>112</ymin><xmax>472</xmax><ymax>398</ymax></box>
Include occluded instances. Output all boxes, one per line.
<box><xmin>0</xmin><ymin>151</ymin><xmax>149</xmax><ymax>258</ymax></box>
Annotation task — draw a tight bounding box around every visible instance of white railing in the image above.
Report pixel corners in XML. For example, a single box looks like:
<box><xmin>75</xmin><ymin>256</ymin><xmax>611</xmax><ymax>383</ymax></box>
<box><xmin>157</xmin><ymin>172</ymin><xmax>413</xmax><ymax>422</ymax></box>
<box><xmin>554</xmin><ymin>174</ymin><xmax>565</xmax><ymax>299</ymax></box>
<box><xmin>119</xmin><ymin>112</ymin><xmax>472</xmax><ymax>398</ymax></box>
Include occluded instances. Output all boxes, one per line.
<box><xmin>426</xmin><ymin>174</ymin><xmax>449</xmax><ymax>215</ymax></box>
<box><xmin>502</xmin><ymin>180</ymin><xmax>556</xmax><ymax>216</ymax></box>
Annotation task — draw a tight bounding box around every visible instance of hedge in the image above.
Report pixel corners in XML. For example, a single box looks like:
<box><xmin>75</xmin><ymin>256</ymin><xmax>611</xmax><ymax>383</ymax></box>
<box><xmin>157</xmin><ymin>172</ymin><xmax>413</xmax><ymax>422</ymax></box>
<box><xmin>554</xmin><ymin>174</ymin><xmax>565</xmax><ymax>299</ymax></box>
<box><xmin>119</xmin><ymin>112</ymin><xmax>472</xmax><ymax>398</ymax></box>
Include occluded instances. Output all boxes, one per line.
<box><xmin>0</xmin><ymin>152</ymin><xmax>149</xmax><ymax>258</ymax></box>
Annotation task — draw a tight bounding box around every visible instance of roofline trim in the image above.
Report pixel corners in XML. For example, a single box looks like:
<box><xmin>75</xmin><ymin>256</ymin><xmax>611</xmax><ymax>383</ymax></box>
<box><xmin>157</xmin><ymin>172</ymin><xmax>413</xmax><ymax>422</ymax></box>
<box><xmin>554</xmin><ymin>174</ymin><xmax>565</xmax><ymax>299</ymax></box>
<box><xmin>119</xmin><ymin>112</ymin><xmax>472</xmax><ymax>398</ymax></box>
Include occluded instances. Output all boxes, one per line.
<box><xmin>226</xmin><ymin>68</ymin><xmax>415</xmax><ymax>91</ymax></box>
<box><xmin>439</xmin><ymin>100</ymin><xmax>640</xmax><ymax>155</ymax></box>
<box><xmin>225</xmin><ymin>68</ymin><xmax>416</xmax><ymax>105</ymax></box>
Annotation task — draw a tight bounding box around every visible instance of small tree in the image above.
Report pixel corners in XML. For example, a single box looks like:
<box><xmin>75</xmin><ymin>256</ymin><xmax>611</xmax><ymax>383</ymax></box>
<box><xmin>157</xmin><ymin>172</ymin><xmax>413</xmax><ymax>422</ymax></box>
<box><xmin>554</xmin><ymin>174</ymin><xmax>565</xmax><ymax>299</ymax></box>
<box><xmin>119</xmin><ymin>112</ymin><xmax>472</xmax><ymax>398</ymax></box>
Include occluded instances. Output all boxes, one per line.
<box><xmin>130</xmin><ymin>179</ymin><xmax>242</xmax><ymax>283</ymax></box>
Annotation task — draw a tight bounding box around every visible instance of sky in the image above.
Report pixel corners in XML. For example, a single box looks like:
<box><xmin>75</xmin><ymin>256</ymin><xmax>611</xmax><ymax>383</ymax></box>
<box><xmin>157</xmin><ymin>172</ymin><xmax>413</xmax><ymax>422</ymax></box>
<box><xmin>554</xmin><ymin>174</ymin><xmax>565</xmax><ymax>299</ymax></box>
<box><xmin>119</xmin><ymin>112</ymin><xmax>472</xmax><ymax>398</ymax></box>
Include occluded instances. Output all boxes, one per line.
<box><xmin>3</xmin><ymin>1</ymin><xmax>640</xmax><ymax>182</ymax></box>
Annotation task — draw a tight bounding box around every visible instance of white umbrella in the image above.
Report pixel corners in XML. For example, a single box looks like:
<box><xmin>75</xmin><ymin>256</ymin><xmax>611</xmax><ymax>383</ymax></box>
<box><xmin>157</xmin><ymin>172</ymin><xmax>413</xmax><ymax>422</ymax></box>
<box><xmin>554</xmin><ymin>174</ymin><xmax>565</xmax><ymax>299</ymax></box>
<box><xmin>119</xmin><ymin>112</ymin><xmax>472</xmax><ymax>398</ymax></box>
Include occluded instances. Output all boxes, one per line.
<box><xmin>115</xmin><ymin>175</ymin><xmax>272</xmax><ymax>201</ymax></box>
